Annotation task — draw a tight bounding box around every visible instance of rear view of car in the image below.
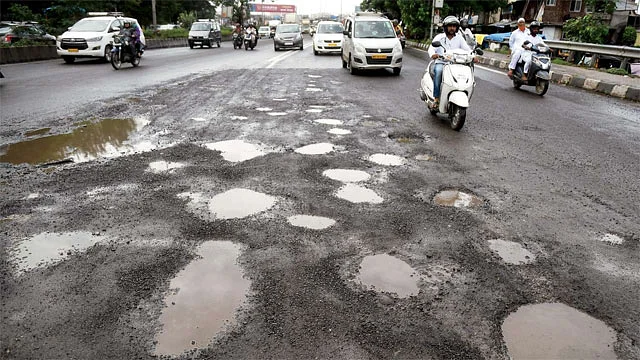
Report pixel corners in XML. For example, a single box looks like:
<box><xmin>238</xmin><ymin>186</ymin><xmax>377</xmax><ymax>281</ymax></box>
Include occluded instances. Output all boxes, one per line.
<box><xmin>0</xmin><ymin>23</ymin><xmax>55</xmax><ymax>45</ymax></box>
<box><xmin>258</xmin><ymin>26</ymin><xmax>270</xmax><ymax>39</ymax></box>
<box><xmin>273</xmin><ymin>24</ymin><xmax>303</xmax><ymax>51</ymax></box>
<box><xmin>312</xmin><ymin>21</ymin><xmax>343</xmax><ymax>55</ymax></box>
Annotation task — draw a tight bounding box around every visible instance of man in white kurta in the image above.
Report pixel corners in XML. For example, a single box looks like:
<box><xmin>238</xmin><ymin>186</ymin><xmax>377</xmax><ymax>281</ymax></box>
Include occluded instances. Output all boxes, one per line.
<box><xmin>508</xmin><ymin>18</ymin><xmax>530</xmax><ymax>77</ymax></box>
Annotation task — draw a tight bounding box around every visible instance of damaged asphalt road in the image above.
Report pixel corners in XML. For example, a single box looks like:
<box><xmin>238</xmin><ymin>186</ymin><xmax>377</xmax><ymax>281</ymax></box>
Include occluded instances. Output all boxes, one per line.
<box><xmin>1</xmin><ymin>48</ymin><xmax>640</xmax><ymax>359</ymax></box>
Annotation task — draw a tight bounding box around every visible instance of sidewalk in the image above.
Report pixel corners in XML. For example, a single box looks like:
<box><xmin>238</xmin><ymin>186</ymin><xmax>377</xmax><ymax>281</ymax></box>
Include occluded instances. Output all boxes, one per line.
<box><xmin>407</xmin><ymin>40</ymin><xmax>640</xmax><ymax>102</ymax></box>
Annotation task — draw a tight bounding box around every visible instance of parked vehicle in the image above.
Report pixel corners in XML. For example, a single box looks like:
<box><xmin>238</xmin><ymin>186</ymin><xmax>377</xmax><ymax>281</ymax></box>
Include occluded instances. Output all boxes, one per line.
<box><xmin>232</xmin><ymin>32</ymin><xmax>243</xmax><ymax>49</ymax></box>
<box><xmin>511</xmin><ymin>43</ymin><xmax>551</xmax><ymax>96</ymax></box>
<box><xmin>188</xmin><ymin>20</ymin><xmax>221</xmax><ymax>49</ymax></box>
<box><xmin>57</xmin><ymin>13</ymin><xmax>140</xmax><ymax>63</ymax></box>
<box><xmin>110</xmin><ymin>32</ymin><xmax>140</xmax><ymax>70</ymax></box>
<box><xmin>341</xmin><ymin>12</ymin><xmax>403</xmax><ymax>76</ymax></box>
<box><xmin>419</xmin><ymin>41</ymin><xmax>483</xmax><ymax>131</ymax></box>
<box><xmin>0</xmin><ymin>22</ymin><xmax>56</xmax><ymax>45</ymax></box>
<box><xmin>313</xmin><ymin>21</ymin><xmax>343</xmax><ymax>55</ymax></box>
<box><xmin>273</xmin><ymin>24</ymin><xmax>303</xmax><ymax>51</ymax></box>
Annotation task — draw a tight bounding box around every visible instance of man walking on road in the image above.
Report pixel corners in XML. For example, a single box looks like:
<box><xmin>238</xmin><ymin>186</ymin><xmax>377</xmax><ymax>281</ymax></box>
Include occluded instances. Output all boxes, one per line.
<box><xmin>507</xmin><ymin>18</ymin><xmax>530</xmax><ymax>78</ymax></box>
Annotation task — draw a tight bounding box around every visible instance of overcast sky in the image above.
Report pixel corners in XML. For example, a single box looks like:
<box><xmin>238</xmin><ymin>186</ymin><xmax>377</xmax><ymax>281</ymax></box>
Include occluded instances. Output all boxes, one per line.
<box><xmin>266</xmin><ymin>0</ymin><xmax>364</xmax><ymax>15</ymax></box>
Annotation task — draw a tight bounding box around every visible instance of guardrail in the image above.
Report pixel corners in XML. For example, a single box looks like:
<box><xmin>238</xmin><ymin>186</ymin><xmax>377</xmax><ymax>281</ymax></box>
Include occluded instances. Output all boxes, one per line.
<box><xmin>544</xmin><ymin>39</ymin><xmax>640</xmax><ymax>59</ymax></box>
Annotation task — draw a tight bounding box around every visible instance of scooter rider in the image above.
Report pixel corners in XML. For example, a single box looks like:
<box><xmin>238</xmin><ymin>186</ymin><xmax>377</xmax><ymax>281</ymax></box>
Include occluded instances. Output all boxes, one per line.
<box><xmin>245</xmin><ymin>24</ymin><xmax>257</xmax><ymax>46</ymax></box>
<box><xmin>427</xmin><ymin>16</ymin><xmax>472</xmax><ymax>109</ymax></box>
<box><xmin>507</xmin><ymin>18</ymin><xmax>530</xmax><ymax>78</ymax></box>
<box><xmin>459</xmin><ymin>18</ymin><xmax>476</xmax><ymax>48</ymax></box>
<box><xmin>519</xmin><ymin>21</ymin><xmax>546</xmax><ymax>81</ymax></box>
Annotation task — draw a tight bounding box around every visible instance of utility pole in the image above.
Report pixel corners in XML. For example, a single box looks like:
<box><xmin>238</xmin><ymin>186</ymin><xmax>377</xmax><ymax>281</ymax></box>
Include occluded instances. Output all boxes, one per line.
<box><xmin>430</xmin><ymin>0</ymin><xmax>435</xmax><ymax>40</ymax></box>
<box><xmin>151</xmin><ymin>0</ymin><xmax>157</xmax><ymax>28</ymax></box>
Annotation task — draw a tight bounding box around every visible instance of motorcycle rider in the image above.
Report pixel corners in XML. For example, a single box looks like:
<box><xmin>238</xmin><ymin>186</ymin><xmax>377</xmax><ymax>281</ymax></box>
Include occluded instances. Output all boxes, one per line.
<box><xmin>132</xmin><ymin>22</ymin><xmax>145</xmax><ymax>56</ymax></box>
<box><xmin>119</xmin><ymin>20</ymin><xmax>140</xmax><ymax>57</ymax></box>
<box><xmin>507</xmin><ymin>18</ymin><xmax>530</xmax><ymax>78</ymax></box>
<box><xmin>427</xmin><ymin>16</ymin><xmax>472</xmax><ymax>110</ymax></box>
<box><xmin>245</xmin><ymin>24</ymin><xmax>257</xmax><ymax>46</ymax></box>
<box><xmin>518</xmin><ymin>21</ymin><xmax>546</xmax><ymax>81</ymax></box>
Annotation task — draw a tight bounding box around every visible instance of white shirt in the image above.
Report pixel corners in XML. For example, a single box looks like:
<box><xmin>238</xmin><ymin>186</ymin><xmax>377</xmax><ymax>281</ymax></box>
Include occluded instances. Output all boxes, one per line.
<box><xmin>509</xmin><ymin>28</ymin><xmax>530</xmax><ymax>50</ymax></box>
<box><xmin>526</xmin><ymin>33</ymin><xmax>545</xmax><ymax>47</ymax></box>
<box><xmin>428</xmin><ymin>32</ymin><xmax>471</xmax><ymax>58</ymax></box>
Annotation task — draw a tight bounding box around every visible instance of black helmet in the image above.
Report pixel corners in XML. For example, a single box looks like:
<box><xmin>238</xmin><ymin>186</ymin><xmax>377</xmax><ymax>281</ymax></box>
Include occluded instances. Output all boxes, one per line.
<box><xmin>123</xmin><ymin>20</ymin><xmax>131</xmax><ymax>27</ymax></box>
<box><xmin>529</xmin><ymin>21</ymin><xmax>541</xmax><ymax>29</ymax></box>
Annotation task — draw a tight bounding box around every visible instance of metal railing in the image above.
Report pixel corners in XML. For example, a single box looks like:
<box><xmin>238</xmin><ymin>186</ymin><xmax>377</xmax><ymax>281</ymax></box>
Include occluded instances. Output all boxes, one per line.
<box><xmin>544</xmin><ymin>39</ymin><xmax>640</xmax><ymax>59</ymax></box>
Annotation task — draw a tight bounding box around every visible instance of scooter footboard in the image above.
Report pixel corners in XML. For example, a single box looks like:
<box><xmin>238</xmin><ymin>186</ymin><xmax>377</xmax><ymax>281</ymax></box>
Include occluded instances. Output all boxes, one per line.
<box><xmin>536</xmin><ymin>71</ymin><xmax>550</xmax><ymax>80</ymax></box>
<box><xmin>448</xmin><ymin>91</ymin><xmax>469</xmax><ymax>108</ymax></box>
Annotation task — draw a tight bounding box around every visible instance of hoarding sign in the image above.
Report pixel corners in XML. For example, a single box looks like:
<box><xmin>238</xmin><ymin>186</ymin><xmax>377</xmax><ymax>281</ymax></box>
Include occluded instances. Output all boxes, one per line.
<box><xmin>250</xmin><ymin>3</ymin><xmax>296</xmax><ymax>13</ymax></box>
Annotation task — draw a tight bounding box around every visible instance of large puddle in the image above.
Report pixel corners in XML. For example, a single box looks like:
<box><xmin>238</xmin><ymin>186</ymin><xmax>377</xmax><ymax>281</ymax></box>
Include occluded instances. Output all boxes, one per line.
<box><xmin>323</xmin><ymin>169</ymin><xmax>371</xmax><ymax>183</ymax></box>
<box><xmin>434</xmin><ymin>190</ymin><xmax>482</xmax><ymax>208</ymax></box>
<box><xmin>355</xmin><ymin>254</ymin><xmax>419</xmax><ymax>298</ymax></box>
<box><xmin>287</xmin><ymin>215</ymin><xmax>336</xmax><ymax>230</ymax></box>
<box><xmin>0</xmin><ymin>118</ymin><xmax>149</xmax><ymax>165</ymax></box>
<box><xmin>368</xmin><ymin>154</ymin><xmax>405</xmax><ymax>166</ymax></box>
<box><xmin>295</xmin><ymin>143</ymin><xmax>334</xmax><ymax>155</ymax></box>
<box><xmin>198</xmin><ymin>188</ymin><xmax>277</xmax><ymax>220</ymax></box>
<box><xmin>328</xmin><ymin>128</ymin><xmax>352</xmax><ymax>135</ymax></box>
<box><xmin>487</xmin><ymin>239</ymin><xmax>536</xmax><ymax>265</ymax></box>
<box><xmin>336</xmin><ymin>184</ymin><xmax>383</xmax><ymax>204</ymax></box>
<box><xmin>11</xmin><ymin>231</ymin><xmax>103</xmax><ymax>273</ymax></box>
<box><xmin>502</xmin><ymin>303</ymin><xmax>617</xmax><ymax>359</ymax></box>
<box><xmin>154</xmin><ymin>241</ymin><xmax>250</xmax><ymax>356</ymax></box>
<box><xmin>204</xmin><ymin>140</ymin><xmax>266</xmax><ymax>163</ymax></box>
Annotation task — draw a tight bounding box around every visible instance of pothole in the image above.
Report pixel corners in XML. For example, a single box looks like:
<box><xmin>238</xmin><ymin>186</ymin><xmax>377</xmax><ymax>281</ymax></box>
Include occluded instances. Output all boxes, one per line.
<box><xmin>287</xmin><ymin>215</ymin><xmax>336</xmax><ymax>230</ymax></box>
<box><xmin>309</xmin><ymin>105</ymin><xmax>327</xmax><ymax>109</ymax></box>
<box><xmin>315</xmin><ymin>119</ymin><xmax>343</xmax><ymax>126</ymax></box>
<box><xmin>0</xmin><ymin>117</ymin><xmax>150</xmax><ymax>165</ymax></box>
<box><xmin>388</xmin><ymin>132</ymin><xmax>425</xmax><ymax>143</ymax></box>
<box><xmin>267</xmin><ymin>112</ymin><xmax>288</xmax><ymax>116</ymax></box>
<box><xmin>272</xmin><ymin>98</ymin><xmax>287</xmax><ymax>101</ymax></box>
<box><xmin>354</xmin><ymin>254</ymin><xmax>419</xmax><ymax>298</ymax></box>
<box><xmin>336</xmin><ymin>184</ymin><xmax>383</xmax><ymax>204</ymax></box>
<box><xmin>415</xmin><ymin>154</ymin><xmax>435</xmax><ymax>161</ymax></box>
<box><xmin>323</xmin><ymin>169</ymin><xmax>371</xmax><ymax>183</ymax></box>
<box><xmin>487</xmin><ymin>239</ymin><xmax>536</xmax><ymax>265</ymax></box>
<box><xmin>433</xmin><ymin>190</ymin><xmax>482</xmax><ymax>208</ymax></box>
<box><xmin>600</xmin><ymin>233</ymin><xmax>624</xmax><ymax>245</ymax></box>
<box><xmin>502</xmin><ymin>303</ymin><xmax>617</xmax><ymax>360</ymax></box>
<box><xmin>306</xmin><ymin>109</ymin><xmax>323</xmax><ymax>113</ymax></box>
<box><xmin>154</xmin><ymin>241</ymin><xmax>250</xmax><ymax>356</ymax></box>
<box><xmin>180</xmin><ymin>189</ymin><xmax>277</xmax><ymax>220</ymax></box>
<box><xmin>24</xmin><ymin>128</ymin><xmax>51</xmax><ymax>137</ymax></box>
<box><xmin>305</xmin><ymin>88</ymin><xmax>323</xmax><ymax>92</ymax></box>
<box><xmin>204</xmin><ymin>140</ymin><xmax>266</xmax><ymax>163</ymax></box>
<box><xmin>368</xmin><ymin>154</ymin><xmax>405</xmax><ymax>166</ymax></box>
<box><xmin>191</xmin><ymin>117</ymin><xmax>207</xmax><ymax>122</ymax></box>
<box><xmin>328</xmin><ymin>128</ymin><xmax>352</xmax><ymax>135</ymax></box>
<box><xmin>295</xmin><ymin>143</ymin><xmax>334</xmax><ymax>155</ymax></box>
<box><xmin>229</xmin><ymin>116</ymin><xmax>248</xmax><ymax>120</ymax></box>
<box><xmin>147</xmin><ymin>161</ymin><xmax>186</xmax><ymax>174</ymax></box>
<box><xmin>256</xmin><ymin>107</ymin><xmax>272</xmax><ymax>112</ymax></box>
<box><xmin>308</xmin><ymin>75</ymin><xmax>322</xmax><ymax>78</ymax></box>
<box><xmin>10</xmin><ymin>231</ymin><xmax>104</xmax><ymax>274</ymax></box>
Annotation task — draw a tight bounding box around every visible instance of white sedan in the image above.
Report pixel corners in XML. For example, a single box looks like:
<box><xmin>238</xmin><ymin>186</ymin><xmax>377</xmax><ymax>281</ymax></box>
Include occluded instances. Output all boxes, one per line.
<box><xmin>312</xmin><ymin>21</ymin><xmax>344</xmax><ymax>55</ymax></box>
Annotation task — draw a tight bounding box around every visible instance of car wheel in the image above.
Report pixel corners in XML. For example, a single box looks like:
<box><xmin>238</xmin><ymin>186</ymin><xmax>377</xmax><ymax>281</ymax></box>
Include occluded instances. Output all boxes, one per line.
<box><xmin>349</xmin><ymin>55</ymin><xmax>358</xmax><ymax>75</ymax></box>
<box><xmin>393</xmin><ymin>67</ymin><xmax>401</xmax><ymax>76</ymax></box>
<box><xmin>341</xmin><ymin>52</ymin><xmax>347</xmax><ymax>68</ymax></box>
<box><xmin>300</xmin><ymin>42</ymin><xmax>304</xmax><ymax>50</ymax></box>
<box><xmin>314</xmin><ymin>47</ymin><xmax>318</xmax><ymax>55</ymax></box>
<box><xmin>62</xmin><ymin>56</ymin><xmax>76</xmax><ymax>64</ymax></box>
<box><xmin>208</xmin><ymin>41</ymin><xmax>212</xmax><ymax>48</ymax></box>
<box><xmin>274</xmin><ymin>45</ymin><xmax>278</xmax><ymax>51</ymax></box>
<box><xmin>104</xmin><ymin>45</ymin><xmax>112</xmax><ymax>63</ymax></box>
<box><xmin>189</xmin><ymin>43</ymin><xmax>194</xmax><ymax>49</ymax></box>
<box><xmin>217</xmin><ymin>41</ymin><xmax>221</xmax><ymax>48</ymax></box>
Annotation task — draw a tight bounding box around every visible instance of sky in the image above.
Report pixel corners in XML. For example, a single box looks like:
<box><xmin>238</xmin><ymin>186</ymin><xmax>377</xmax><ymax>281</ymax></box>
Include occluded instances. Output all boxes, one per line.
<box><xmin>265</xmin><ymin>0</ymin><xmax>364</xmax><ymax>15</ymax></box>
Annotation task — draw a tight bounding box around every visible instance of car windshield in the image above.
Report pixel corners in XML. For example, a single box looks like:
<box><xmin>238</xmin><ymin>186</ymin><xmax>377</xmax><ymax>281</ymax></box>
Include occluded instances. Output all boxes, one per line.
<box><xmin>277</xmin><ymin>25</ymin><xmax>299</xmax><ymax>33</ymax></box>
<box><xmin>317</xmin><ymin>23</ymin><xmax>343</xmax><ymax>34</ymax></box>
<box><xmin>191</xmin><ymin>23</ymin><xmax>211</xmax><ymax>31</ymax></box>
<box><xmin>354</xmin><ymin>20</ymin><xmax>396</xmax><ymax>38</ymax></box>
<box><xmin>259</xmin><ymin>27</ymin><xmax>269</xmax><ymax>31</ymax></box>
<box><xmin>71</xmin><ymin>19</ymin><xmax>111</xmax><ymax>32</ymax></box>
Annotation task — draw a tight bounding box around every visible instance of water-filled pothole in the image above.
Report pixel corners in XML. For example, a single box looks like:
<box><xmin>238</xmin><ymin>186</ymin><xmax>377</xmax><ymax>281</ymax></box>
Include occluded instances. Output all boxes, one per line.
<box><xmin>328</xmin><ymin>128</ymin><xmax>352</xmax><ymax>135</ymax></box>
<box><xmin>487</xmin><ymin>239</ymin><xmax>536</xmax><ymax>265</ymax></box>
<box><xmin>434</xmin><ymin>190</ymin><xmax>482</xmax><ymax>208</ymax></box>
<box><xmin>388</xmin><ymin>132</ymin><xmax>424</xmax><ymax>143</ymax></box>
<box><xmin>315</xmin><ymin>119</ymin><xmax>343</xmax><ymax>126</ymax></box>
<box><xmin>207</xmin><ymin>189</ymin><xmax>276</xmax><ymax>219</ymax></box>
<box><xmin>355</xmin><ymin>254</ymin><xmax>419</xmax><ymax>297</ymax></box>
<box><xmin>502</xmin><ymin>303</ymin><xmax>617</xmax><ymax>359</ymax></box>
<box><xmin>204</xmin><ymin>140</ymin><xmax>266</xmax><ymax>163</ymax></box>
<box><xmin>154</xmin><ymin>241</ymin><xmax>250</xmax><ymax>356</ymax></box>
<box><xmin>600</xmin><ymin>233</ymin><xmax>624</xmax><ymax>245</ymax></box>
<box><xmin>323</xmin><ymin>169</ymin><xmax>371</xmax><ymax>183</ymax></box>
<box><xmin>148</xmin><ymin>161</ymin><xmax>186</xmax><ymax>174</ymax></box>
<box><xmin>336</xmin><ymin>184</ymin><xmax>383</xmax><ymax>204</ymax></box>
<box><xmin>10</xmin><ymin>231</ymin><xmax>103</xmax><ymax>273</ymax></box>
<box><xmin>256</xmin><ymin>107</ymin><xmax>272</xmax><ymax>112</ymax></box>
<box><xmin>267</xmin><ymin>112</ymin><xmax>288</xmax><ymax>116</ymax></box>
<box><xmin>368</xmin><ymin>154</ymin><xmax>405</xmax><ymax>166</ymax></box>
<box><xmin>306</xmin><ymin>88</ymin><xmax>322</xmax><ymax>92</ymax></box>
<box><xmin>308</xmin><ymin>75</ymin><xmax>322</xmax><ymax>78</ymax></box>
<box><xmin>0</xmin><ymin>118</ymin><xmax>149</xmax><ymax>165</ymax></box>
<box><xmin>287</xmin><ymin>215</ymin><xmax>336</xmax><ymax>230</ymax></box>
<box><xmin>295</xmin><ymin>143</ymin><xmax>334</xmax><ymax>155</ymax></box>
<box><xmin>306</xmin><ymin>109</ymin><xmax>323</xmax><ymax>113</ymax></box>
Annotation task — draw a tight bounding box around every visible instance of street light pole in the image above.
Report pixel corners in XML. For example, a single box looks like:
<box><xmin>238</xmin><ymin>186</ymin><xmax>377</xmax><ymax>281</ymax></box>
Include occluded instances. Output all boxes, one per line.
<box><xmin>430</xmin><ymin>0</ymin><xmax>435</xmax><ymax>40</ymax></box>
<box><xmin>151</xmin><ymin>0</ymin><xmax>157</xmax><ymax>28</ymax></box>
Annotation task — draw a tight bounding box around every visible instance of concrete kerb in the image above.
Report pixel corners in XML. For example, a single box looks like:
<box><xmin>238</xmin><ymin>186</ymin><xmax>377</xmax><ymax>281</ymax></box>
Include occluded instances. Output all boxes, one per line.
<box><xmin>406</xmin><ymin>40</ymin><xmax>639</xmax><ymax>102</ymax></box>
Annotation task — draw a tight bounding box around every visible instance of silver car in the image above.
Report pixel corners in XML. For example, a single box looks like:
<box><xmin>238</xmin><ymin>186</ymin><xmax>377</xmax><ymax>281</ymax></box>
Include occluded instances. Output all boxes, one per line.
<box><xmin>273</xmin><ymin>24</ymin><xmax>303</xmax><ymax>51</ymax></box>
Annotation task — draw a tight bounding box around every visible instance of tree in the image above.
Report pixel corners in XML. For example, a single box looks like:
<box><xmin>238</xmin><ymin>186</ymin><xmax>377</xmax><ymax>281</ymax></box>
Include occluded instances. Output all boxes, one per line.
<box><xmin>7</xmin><ymin>3</ymin><xmax>39</xmax><ymax>21</ymax></box>
<box><xmin>563</xmin><ymin>14</ymin><xmax>609</xmax><ymax>44</ymax></box>
<box><xmin>621</xmin><ymin>26</ymin><xmax>637</xmax><ymax>46</ymax></box>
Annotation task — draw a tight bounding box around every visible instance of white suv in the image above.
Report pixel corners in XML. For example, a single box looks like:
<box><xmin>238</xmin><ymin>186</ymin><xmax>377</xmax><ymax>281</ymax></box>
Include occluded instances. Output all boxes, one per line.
<box><xmin>341</xmin><ymin>12</ymin><xmax>403</xmax><ymax>75</ymax></box>
<box><xmin>57</xmin><ymin>13</ymin><xmax>140</xmax><ymax>64</ymax></box>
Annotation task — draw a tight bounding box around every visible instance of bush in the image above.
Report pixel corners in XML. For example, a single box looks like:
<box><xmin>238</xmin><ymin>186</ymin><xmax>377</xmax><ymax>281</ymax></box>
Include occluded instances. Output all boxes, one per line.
<box><xmin>563</xmin><ymin>15</ymin><xmax>609</xmax><ymax>44</ymax></box>
<box><xmin>0</xmin><ymin>39</ymin><xmax>54</xmax><ymax>47</ymax></box>
<box><xmin>221</xmin><ymin>27</ymin><xmax>232</xmax><ymax>37</ymax></box>
<box><xmin>144</xmin><ymin>28</ymin><xmax>189</xmax><ymax>39</ymax></box>
<box><xmin>621</xmin><ymin>26</ymin><xmax>637</xmax><ymax>46</ymax></box>
<box><xmin>606</xmin><ymin>68</ymin><xmax>628</xmax><ymax>76</ymax></box>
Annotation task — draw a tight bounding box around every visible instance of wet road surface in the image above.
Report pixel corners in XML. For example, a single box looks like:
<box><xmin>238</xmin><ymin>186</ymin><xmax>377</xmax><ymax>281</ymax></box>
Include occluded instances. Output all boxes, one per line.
<box><xmin>1</xmin><ymin>38</ymin><xmax>639</xmax><ymax>359</ymax></box>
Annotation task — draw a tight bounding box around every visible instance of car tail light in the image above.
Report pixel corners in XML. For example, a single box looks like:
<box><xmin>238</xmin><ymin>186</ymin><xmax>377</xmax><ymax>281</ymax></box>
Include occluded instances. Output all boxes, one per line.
<box><xmin>4</xmin><ymin>34</ymin><xmax>13</xmax><ymax>42</ymax></box>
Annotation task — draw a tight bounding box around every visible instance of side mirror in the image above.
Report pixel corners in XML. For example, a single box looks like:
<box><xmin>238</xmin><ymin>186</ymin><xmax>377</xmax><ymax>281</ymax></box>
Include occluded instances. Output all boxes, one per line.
<box><xmin>431</xmin><ymin>41</ymin><xmax>442</xmax><ymax>47</ymax></box>
<box><xmin>343</xmin><ymin>30</ymin><xmax>350</xmax><ymax>37</ymax></box>
<box><xmin>111</xmin><ymin>26</ymin><xmax>120</xmax><ymax>32</ymax></box>
<box><xmin>475</xmin><ymin>49</ymin><xmax>484</xmax><ymax>56</ymax></box>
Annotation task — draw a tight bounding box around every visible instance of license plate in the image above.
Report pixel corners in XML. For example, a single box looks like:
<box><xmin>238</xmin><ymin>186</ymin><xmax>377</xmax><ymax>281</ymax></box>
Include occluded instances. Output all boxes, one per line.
<box><xmin>68</xmin><ymin>48</ymin><xmax>78</xmax><ymax>53</ymax></box>
<box><xmin>371</xmin><ymin>54</ymin><xmax>387</xmax><ymax>59</ymax></box>
<box><xmin>284</xmin><ymin>42</ymin><xmax>293</xmax><ymax>46</ymax></box>
<box><xmin>327</xmin><ymin>43</ymin><xmax>337</xmax><ymax>47</ymax></box>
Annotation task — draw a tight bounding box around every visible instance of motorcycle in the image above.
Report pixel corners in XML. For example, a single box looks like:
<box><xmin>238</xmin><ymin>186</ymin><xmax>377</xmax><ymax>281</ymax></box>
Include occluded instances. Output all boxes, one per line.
<box><xmin>419</xmin><ymin>41</ymin><xmax>483</xmax><ymax>131</ymax></box>
<box><xmin>110</xmin><ymin>33</ymin><xmax>141</xmax><ymax>70</ymax></box>
<box><xmin>232</xmin><ymin>32</ymin><xmax>244</xmax><ymax>50</ymax></box>
<box><xmin>511</xmin><ymin>42</ymin><xmax>551</xmax><ymax>96</ymax></box>
<box><xmin>244</xmin><ymin>32</ymin><xmax>256</xmax><ymax>50</ymax></box>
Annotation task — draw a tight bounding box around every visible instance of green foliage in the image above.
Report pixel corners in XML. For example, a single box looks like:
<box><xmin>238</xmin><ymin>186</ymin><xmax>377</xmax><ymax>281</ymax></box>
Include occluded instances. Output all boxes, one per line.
<box><xmin>8</xmin><ymin>4</ymin><xmax>39</xmax><ymax>21</ymax></box>
<box><xmin>177</xmin><ymin>11</ymin><xmax>197</xmax><ymax>29</ymax></box>
<box><xmin>585</xmin><ymin>0</ymin><xmax>616</xmax><ymax>14</ymax></box>
<box><xmin>0</xmin><ymin>38</ymin><xmax>53</xmax><ymax>47</ymax></box>
<box><xmin>552</xmin><ymin>58</ymin><xmax>572</xmax><ymax>66</ymax></box>
<box><xmin>563</xmin><ymin>15</ymin><xmax>608</xmax><ymax>44</ymax></box>
<box><xmin>220</xmin><ymin>27</ymin><xmax>232</xmax><ymax>36</ymax></box>
<box><xmin>606</xmin><ymin>68</ymin><xmax>628</xmax><ymax>76</ymax></box>
<box><xmin>143</xmin><ymin>28</ymin><xmax>189</xmax><ymax>39</ymax></box>
<box><xmin>621</xmin><ymin>26</ymin><xmax>637</xmax><ymax>46</ymax></box>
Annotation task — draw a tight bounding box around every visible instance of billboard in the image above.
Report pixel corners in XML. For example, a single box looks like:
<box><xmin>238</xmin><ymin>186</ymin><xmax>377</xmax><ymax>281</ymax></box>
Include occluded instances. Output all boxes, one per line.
<box><xmin>250</xmin><ymin>3</ymin><xmax>296</xmax><ymax>13</ymax></box>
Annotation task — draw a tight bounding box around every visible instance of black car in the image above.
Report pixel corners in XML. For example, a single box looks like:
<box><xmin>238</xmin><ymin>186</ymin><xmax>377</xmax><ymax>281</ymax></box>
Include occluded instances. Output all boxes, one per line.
<box><xmin>0</xmin><ymin>22</ymin><xmax>56</xmax><ymax>45</ymax></box>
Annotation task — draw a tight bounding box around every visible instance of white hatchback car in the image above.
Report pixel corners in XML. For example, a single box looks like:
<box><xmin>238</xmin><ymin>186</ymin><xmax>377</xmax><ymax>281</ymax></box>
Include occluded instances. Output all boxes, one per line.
<box><xmin>312</xmin><ymin>21</ymin><xmax>343</xmax><ymax>55</ymax></box>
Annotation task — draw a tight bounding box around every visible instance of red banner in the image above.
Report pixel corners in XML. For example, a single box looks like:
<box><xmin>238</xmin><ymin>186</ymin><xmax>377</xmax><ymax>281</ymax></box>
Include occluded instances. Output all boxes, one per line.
<box><xmin>251</xmin><ymin>3</ymin><xmax>296</xmax><ymax>13</ymax></box>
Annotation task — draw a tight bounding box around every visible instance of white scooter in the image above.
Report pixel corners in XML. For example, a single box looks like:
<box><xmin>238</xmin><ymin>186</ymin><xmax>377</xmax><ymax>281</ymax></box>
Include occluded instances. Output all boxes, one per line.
<box><xmin>419</xmin><ymin>41</ymin><xmax>483</xmax><ymax>131</ymax></box>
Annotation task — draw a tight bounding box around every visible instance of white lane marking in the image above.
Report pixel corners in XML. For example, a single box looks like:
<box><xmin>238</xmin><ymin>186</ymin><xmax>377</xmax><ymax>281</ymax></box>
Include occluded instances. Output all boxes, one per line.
<box><xmin>266</xmin><ymin>42</ymin><xmax>314</xmax><ymax>68</ymax></box>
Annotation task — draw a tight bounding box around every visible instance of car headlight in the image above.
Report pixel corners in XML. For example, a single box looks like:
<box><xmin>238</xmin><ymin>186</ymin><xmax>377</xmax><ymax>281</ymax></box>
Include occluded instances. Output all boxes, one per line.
<box><xmin>56</xmin><ymin>36</ymin><xmax>62</xmax><ymax>42</ymax></box>
<box><xmin>86</xmin><ymin>36</ymin><xmax>103</xmax><ymax>42</ymax></box>
<box><xmin>394</xmin><ymin>42</ymin><xmax>402</xmax><ymax>53</ymax></box>
<box><xmin>355</xmin><ymin>43</ymin><xmax>365</xmax><ymax>55</ymax></box>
